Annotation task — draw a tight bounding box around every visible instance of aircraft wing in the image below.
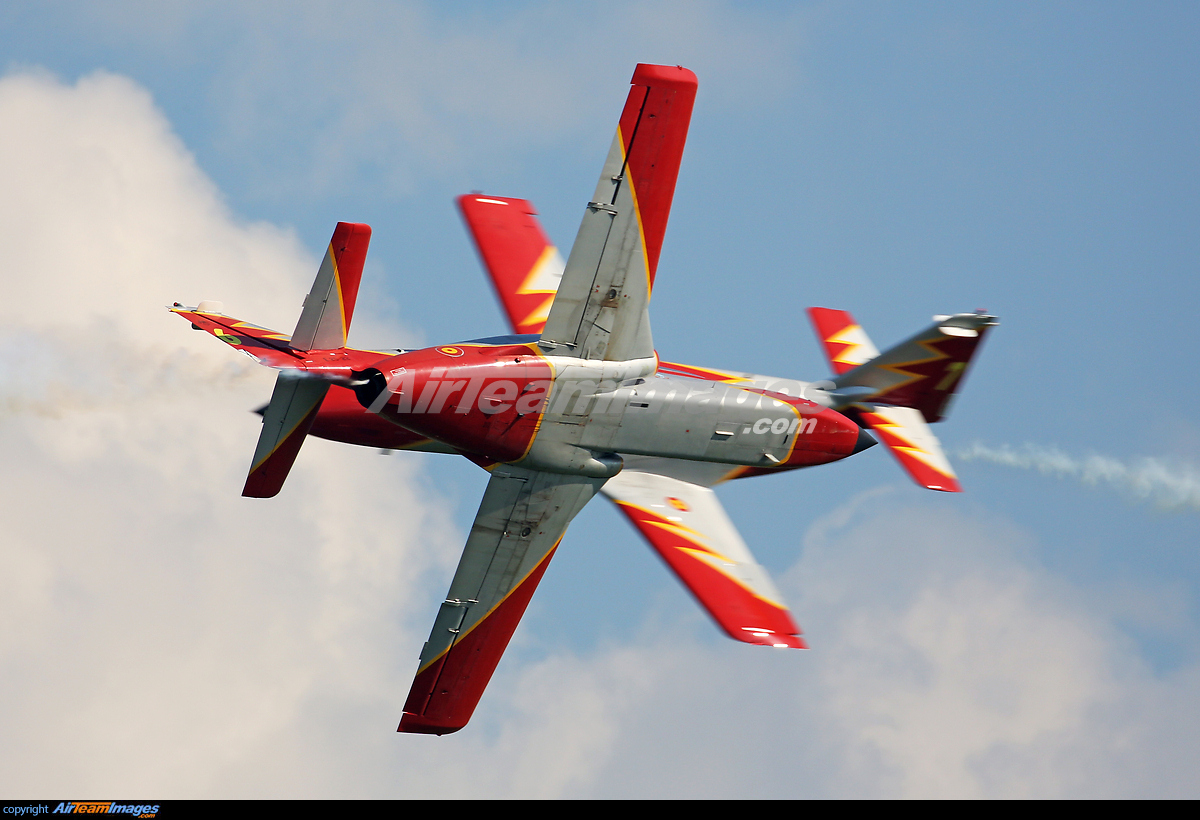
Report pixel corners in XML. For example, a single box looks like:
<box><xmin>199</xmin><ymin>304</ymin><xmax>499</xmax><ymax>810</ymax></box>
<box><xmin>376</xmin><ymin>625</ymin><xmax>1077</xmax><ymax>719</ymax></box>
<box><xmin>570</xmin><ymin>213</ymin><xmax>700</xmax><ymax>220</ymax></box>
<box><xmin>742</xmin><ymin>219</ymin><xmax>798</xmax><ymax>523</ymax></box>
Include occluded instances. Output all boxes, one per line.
<box><xmin>458</xmin><ymin>195</ymin><xmax>563</xmax><ymax>335</ymax></box>
<box><xmin>540</xmin><ymin>64</ymin><xmax>697</xmax><ymax>362</ymax></box>
<box><xmin>602</xmin><ymin>470</ymin><xmax>806</xmax><ymax>649</ymax></box>
<box><xmin>399</xmin><ymin>466</ymin><xmax>606</xmax><ymax>735</ymax></box>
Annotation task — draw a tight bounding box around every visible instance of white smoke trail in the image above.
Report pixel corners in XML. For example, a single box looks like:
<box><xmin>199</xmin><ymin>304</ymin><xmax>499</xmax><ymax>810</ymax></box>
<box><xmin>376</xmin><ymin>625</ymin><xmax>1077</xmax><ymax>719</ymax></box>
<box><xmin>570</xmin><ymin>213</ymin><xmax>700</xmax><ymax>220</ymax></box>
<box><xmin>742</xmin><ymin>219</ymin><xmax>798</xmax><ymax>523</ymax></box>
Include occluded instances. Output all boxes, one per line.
<box><xmin>0</xmin><ymin>330</ymin><xmax>259</xmax><ymax>419</ymax></box>
<box><xmin>956</xmin><ymin>442</ymin><xmax>1200</xmax><ymax>512</ymax></box>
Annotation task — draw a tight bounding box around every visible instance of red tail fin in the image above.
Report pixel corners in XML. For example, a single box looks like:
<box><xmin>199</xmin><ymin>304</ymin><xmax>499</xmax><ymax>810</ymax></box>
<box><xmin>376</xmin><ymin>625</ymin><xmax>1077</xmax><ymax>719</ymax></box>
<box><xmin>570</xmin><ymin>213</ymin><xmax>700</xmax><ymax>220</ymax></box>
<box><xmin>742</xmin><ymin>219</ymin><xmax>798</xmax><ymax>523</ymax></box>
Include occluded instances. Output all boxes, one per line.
<box><xmin>832</xmin><ymin>313</ymin><xmax>997</xmax><ymax>424</ymax></box>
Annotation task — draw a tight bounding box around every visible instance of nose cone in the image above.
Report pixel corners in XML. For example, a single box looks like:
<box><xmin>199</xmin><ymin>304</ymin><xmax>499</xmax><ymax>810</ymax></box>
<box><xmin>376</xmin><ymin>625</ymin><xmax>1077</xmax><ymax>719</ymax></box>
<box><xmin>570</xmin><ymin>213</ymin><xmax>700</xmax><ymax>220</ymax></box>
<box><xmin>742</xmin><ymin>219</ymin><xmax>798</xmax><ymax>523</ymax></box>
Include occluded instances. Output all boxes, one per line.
<box><xmin>852</xmin><ymin>426</ymin><xmax>878</xmax><ymax>454</ymax></box>
<box><xmin>801</xmin><ymin>407</ymin><xmax>873</xmax><ymax>463</ymax></box>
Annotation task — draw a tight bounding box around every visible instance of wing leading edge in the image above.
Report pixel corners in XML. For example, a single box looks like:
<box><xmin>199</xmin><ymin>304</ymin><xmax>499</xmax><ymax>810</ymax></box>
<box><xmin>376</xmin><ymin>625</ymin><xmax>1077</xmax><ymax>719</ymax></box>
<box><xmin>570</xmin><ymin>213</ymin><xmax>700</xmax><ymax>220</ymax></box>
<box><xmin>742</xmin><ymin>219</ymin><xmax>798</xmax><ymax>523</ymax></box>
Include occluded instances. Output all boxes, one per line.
<box><xmin>399</xmin><ymin>466</ymin><xmax>606</xmax><ymax>735</ymax></box>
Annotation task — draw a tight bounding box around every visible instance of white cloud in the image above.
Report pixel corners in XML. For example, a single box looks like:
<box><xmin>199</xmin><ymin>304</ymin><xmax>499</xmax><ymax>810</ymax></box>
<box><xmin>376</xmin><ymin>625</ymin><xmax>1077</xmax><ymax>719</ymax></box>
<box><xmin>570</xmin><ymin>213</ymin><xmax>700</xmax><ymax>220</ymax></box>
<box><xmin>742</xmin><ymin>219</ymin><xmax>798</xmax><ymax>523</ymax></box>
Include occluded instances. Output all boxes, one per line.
<box><xmin>0</xmin><ymin>69</ymin><xmax>461</xmax><ymax>795</ymax></box>
<box><xmin>0</xmin><ymin>67</ymin><xmax>726</xmax><ymax>800</ymax></box>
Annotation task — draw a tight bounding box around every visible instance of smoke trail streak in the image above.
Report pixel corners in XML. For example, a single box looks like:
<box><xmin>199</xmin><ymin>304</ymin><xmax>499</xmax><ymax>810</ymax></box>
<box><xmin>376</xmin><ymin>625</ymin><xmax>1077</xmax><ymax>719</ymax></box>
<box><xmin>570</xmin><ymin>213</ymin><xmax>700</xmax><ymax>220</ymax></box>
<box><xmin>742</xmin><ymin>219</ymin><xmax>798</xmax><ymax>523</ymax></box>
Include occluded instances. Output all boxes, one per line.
<box><xmin>957</xmin><ymin>442</ymin><xmax>1200</xmax><ymax>512</ymax></box>
<box><xmin>0</xmin><ymin>331</ymin><xmax>259</xmax><ymax>419</ymax></box>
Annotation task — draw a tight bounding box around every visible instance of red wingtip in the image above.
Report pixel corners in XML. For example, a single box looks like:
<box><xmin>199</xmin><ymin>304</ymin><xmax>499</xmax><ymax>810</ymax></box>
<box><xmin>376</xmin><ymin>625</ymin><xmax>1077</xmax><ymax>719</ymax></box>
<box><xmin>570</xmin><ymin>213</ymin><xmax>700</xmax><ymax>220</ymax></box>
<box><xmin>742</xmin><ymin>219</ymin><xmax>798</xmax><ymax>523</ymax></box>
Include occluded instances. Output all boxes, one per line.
<box><xmin>397</xmin><ymin>713</ymin><xmax>464</xmax><ymax>735</ymax></box>
<box><xmin>328</xmin><ymin>222</ymin><xmax>371</xmax><ymax>334</ymax></box>
<box><xmin>617</xmin><ymin>64</ymin><xmax>698</xmax><ymax>290</ymax></box>
<box><xmin>457</xmin><ymin>194</ymin><xmax>557</xmax><ymax>335</ymax></box>
<box><xmin>398</xmin><ymin>547</ymin><xmax>559</xmax><ymax>736</ymax></box>
<box><xmin>632</xmin><ymin>63</ymin><xmax>698</xmax><ymax>89</ymax></box>
<box><xmin>739</xmin><ymin>631</ymin><xmax>809</xmax><ymax>649</ymax></box>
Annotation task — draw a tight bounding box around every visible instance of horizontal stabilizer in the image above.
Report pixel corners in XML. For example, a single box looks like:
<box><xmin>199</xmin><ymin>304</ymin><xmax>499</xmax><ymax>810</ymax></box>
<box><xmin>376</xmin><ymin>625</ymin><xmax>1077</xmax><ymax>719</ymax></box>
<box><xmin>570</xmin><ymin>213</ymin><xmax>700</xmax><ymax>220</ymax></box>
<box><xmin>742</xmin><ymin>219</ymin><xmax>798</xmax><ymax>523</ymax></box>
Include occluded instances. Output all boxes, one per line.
<box><xmin>855</xmin><ymin>404</ymin><xmax>961</xmax><ymax>492</ymax></box>
<box><xmin>242</xmin><ymin>373</ymin><xmax>330</xmax><ymax>498</ymax></box>
<box><xmin>603</xmin><ymin>470</ymin><xmax>805</xmax><ymax>648</ymax></box>
<box><xmin>291</xmin><ymin>222</ymin><xmax>372</xmax><ymax>351</ymax></box>
<box><xmin>169</xmin><ymin>307</ymin><xmax>302</xmax><ymax>369</ymax></box>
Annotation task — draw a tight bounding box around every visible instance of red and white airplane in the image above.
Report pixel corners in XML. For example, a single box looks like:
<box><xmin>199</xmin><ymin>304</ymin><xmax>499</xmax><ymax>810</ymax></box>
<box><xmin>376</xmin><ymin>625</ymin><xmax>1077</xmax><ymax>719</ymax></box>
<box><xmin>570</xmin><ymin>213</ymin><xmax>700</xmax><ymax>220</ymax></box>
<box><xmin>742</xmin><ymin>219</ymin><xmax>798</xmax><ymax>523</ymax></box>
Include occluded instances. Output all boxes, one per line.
<box><xmin>172</xmin><ymin>64</ymin><xmax>996</xmax><ymax>735</ymax></box>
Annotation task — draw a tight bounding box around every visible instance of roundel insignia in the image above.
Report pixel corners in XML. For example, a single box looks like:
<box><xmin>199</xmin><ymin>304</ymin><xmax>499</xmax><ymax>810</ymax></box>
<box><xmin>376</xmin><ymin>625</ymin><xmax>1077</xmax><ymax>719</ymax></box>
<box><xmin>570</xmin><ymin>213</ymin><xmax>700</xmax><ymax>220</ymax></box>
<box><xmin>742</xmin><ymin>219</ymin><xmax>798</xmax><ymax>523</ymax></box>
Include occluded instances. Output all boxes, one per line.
<box><xmin>666</xmin><ymin>496</ymin><xmax>690</xmax><ymax>512</ymax></box>
<box><xmin>437</xmin><ymin>346</ymin><xmax>465</xmax><ymax>357</ymax></box>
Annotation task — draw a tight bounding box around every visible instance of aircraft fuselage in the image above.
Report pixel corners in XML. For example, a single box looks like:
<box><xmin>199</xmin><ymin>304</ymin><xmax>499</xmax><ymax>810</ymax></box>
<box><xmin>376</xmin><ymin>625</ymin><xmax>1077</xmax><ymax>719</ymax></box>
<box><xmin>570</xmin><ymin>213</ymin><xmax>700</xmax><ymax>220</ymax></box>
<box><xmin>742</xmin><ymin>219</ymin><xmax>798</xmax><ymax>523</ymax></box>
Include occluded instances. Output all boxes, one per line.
<box><xmin>310</xmin><ymin>338</ymin><xmax>866</xmax><ymax>478</ymax></box>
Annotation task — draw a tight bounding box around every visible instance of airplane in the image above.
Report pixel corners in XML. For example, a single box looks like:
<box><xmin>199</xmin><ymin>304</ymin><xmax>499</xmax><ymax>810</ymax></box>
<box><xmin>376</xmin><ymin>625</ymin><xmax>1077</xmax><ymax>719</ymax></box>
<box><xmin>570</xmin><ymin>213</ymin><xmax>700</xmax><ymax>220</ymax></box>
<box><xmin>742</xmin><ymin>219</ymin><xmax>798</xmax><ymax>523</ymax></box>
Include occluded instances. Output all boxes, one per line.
<box><xmin>170</xmin><ymin>64</ymin><xmax>997</xmax><ymax>735</ymax></box>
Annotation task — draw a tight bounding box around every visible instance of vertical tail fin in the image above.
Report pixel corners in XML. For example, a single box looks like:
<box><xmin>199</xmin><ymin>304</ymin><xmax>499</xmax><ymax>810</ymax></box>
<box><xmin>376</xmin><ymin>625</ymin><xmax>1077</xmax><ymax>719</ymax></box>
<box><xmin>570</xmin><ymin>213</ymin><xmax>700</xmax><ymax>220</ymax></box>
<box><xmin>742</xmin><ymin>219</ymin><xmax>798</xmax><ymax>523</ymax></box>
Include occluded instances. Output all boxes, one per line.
<box><xmin>829</xmin><ymin>312</ymin><xmax>997</xmax><ymax>424</ymax></box>
<box><xmin>290</xmin><ymin>222</ymin><xmax>372</xmax><ymax>351</ymax></box>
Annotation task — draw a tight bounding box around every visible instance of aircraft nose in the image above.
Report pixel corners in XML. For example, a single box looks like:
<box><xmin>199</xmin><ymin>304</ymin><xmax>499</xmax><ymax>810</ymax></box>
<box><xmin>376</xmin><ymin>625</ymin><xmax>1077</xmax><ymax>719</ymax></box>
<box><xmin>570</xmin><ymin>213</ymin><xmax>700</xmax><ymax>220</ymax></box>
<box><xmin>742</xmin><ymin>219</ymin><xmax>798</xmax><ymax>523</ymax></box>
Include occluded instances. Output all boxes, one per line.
<box><xmin>852</xmin><ymin>426</ymin><xmax>878</xmax><ymax>454</ymax></box>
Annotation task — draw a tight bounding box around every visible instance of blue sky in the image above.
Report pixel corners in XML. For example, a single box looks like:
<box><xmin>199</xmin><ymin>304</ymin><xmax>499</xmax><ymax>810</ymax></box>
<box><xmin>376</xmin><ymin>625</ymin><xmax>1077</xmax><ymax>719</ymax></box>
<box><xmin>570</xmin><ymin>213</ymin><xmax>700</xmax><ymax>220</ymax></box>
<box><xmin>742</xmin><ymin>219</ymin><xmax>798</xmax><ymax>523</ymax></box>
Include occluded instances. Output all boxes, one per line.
<box><xmin>2</xmin><ymin>1</ymin><xmax>1199</xmax><ymax>798</ymax></box>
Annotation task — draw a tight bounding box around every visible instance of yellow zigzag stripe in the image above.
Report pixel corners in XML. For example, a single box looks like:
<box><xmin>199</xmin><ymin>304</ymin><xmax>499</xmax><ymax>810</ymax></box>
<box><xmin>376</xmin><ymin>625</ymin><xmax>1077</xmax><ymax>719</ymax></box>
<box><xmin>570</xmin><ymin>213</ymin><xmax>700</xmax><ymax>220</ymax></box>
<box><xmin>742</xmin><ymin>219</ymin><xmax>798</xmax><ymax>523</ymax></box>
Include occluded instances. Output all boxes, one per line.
<box><xmin>675</xmin><ymin>547</ymin><xmax>789</xmax><ymax>612</ymax></box>
<box><xmin>875</xmin><ymin>337</ymin><xmax>952</xmax><ymax>393</ymax></box>
<box><xmin>865</xmin><ymin>414</ymin><xmax>957</xmax><ymax>478</ymax></box>
<box><xmin>619</xmin><ymin>503</ymin><xmax>789</xmax><ymax>612</ymax></box>
<box><xmin>515</xmin><ymin>245</ymin><xmax>560</xmax><ymax>330</ymax></box>
<box><xmin>826</xmin><ymin>323</ymin><xmax>878</xmax><ymax>367</ymax></box>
